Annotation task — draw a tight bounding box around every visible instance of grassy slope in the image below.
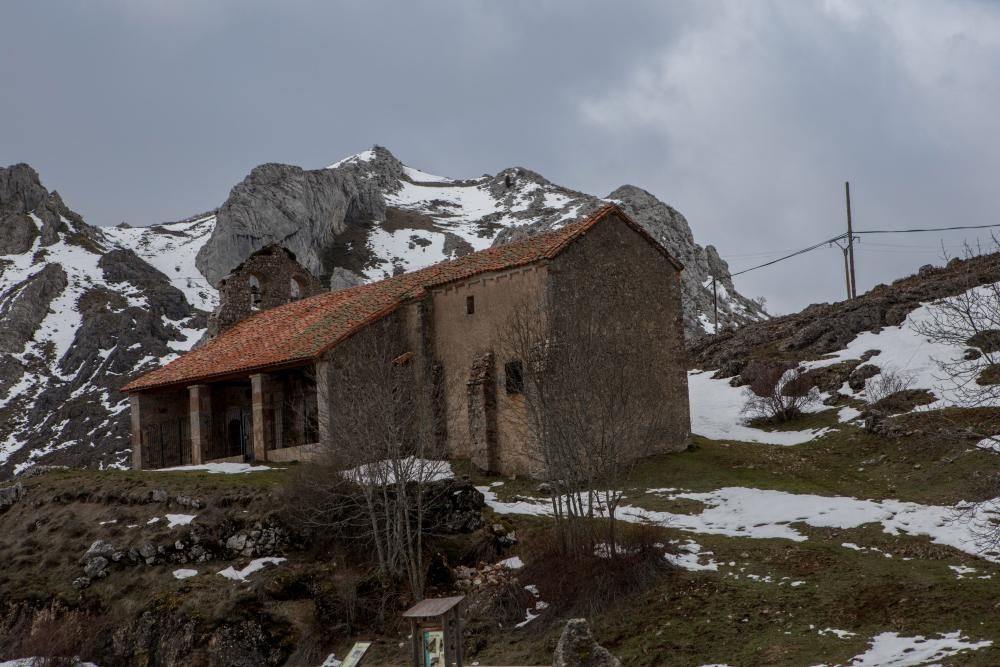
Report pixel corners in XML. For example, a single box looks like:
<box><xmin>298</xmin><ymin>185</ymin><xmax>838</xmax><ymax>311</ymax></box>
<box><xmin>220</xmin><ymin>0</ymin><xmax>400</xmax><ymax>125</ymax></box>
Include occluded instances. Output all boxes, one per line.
<box><xmin>464</xmin><ymin>414</ymin><xmax>1000</xmax><ymax>667</ymax></box>
<box><xmin>4</xmin><ymin>413</ymin><xmax>1000</xmax><ymax>666</ymax></box>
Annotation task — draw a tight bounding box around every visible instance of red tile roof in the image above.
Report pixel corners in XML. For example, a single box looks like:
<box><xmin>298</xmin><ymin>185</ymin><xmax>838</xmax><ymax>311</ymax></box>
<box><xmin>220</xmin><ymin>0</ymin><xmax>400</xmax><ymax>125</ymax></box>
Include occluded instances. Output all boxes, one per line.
<box><xmin>122</xmin><ymin>204</ymin><xmax>680</xmax><ymax>392</ymax></box>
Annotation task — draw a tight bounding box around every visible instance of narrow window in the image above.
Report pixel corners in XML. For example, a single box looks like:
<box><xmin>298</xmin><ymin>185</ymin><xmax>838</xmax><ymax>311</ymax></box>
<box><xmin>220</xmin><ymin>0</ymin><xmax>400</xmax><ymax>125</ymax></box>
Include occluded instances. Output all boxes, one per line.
<box><xmin>289</xmin><ymin>277</ymin><xmax>302</xmax><ymax>302</ymax></box>
<box><xmin>466</xmin><ymin>295</ymin><xmax>475</xmax><ymax>315</ymax></box>
<box><xmin>249</xmin><ymin>275</ymin><xmax>262</xmax><ymax>311</ymax></box>
<box><xmin>505</xmin><ymin>360</ymin><xmax>524</xmax><ymax>394</ymax></box>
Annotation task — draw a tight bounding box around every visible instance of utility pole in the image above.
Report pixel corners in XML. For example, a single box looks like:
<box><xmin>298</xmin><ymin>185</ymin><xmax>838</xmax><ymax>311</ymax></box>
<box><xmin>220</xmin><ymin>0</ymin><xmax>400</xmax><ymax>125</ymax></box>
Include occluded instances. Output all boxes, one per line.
<box><xmin>712</xmin><ymin>274</ymin><xmax>719</xmax><ymax>334</ymax></box>
<box><xmin>841</xmin><ymin>246</ymin><xmax>851</xmax><ymax>300</ymax></box>
<box><xmin>845</xmin><ymin>181</ymin><xmax>857</xmax><ymax>298</ymax></box>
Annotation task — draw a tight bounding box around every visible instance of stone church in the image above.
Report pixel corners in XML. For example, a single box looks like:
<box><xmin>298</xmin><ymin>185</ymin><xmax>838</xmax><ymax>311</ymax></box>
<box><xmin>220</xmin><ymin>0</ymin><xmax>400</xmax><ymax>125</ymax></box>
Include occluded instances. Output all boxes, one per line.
<box><xmin>123</xmin><ymin>204</ymin><xmax>691</xmax><ymax>476</ymax></box>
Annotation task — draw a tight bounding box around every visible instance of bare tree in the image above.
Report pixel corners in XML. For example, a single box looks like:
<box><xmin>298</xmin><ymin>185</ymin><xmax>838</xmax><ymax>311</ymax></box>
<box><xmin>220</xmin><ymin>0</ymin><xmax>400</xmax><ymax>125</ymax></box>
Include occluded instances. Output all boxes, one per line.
<box><xmin>498</xmin><ymin>280</ymin><xmax>671</xmax><ymax>557</ymax></box>
<box><xmin>913</xmin><ymin>282</ymin><xmax>1000</xmax><ymax>409</ymax></box>
<box><xmin>741</xmin><ymin>366</ymin><xmax>820</xmax><ymax>424</ymax></box>
<box><xmin>288</xmin><ymin>316</ymin><xmax>447</xmax><ymax>601</ymax></box>
<box><xmin>905</xmin><ymin>243</ymin><xmax>1000</xmax><ymax>553</ymax></box>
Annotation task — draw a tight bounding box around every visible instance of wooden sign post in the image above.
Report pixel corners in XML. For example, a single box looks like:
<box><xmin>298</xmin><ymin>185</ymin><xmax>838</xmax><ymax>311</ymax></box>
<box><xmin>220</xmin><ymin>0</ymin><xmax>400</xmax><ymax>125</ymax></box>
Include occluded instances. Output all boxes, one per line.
<box><xmin>402</xmin><ymin>596</ymin><xmax>465</xmax><ymax>667</ymax></box>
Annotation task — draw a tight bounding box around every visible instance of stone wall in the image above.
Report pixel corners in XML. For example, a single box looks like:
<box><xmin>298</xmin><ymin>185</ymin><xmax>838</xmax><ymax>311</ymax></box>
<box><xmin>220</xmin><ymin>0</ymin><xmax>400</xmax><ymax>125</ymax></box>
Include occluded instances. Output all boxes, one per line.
<box><xmin>428</xmin><ymin>264</ymin><xmax>548</xmax><ymax>476</ymax></box>
<box><xmin>547</xmin><ymin>212</ymin><xmax>691</xmax><ymax>456</ymax></box>
<box><xmin>206</xmin><ymin>244</ymin><xmax>324</xmax><ymax>339</ymax></box>
<box><xmin>130</xmin><ymin>389</ymin><xmax>189</xmax><ymax>470</ymax></box>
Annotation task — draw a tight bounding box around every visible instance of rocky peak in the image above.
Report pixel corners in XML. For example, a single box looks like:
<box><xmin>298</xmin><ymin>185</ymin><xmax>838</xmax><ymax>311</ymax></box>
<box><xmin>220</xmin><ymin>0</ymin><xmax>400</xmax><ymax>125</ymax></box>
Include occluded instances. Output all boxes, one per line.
<box><xmin>0</xmin><ymin>163</ymin><xmax>48</xmax><ymax>215</ymax></box>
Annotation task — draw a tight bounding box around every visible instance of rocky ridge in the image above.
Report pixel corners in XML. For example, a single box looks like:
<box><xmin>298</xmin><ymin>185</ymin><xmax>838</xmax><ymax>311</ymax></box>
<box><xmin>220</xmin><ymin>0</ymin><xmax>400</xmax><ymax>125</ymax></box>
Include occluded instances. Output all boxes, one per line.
<box><xmin>197</xmin><ymin>146</ymin><xmax>767</xmax><ymax>337</ymax></box>
<box><xmin>690</xmin><ymin>253</ymin><xmax>1000</xmax><ymax>377</ymax></box>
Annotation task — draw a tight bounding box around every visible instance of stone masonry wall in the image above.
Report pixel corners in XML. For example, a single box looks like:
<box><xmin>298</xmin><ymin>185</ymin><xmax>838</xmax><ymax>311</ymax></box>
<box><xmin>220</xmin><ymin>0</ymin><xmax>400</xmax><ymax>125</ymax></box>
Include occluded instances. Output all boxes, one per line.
<box><xmin>546</xmin><ymin>213</ymin><xmax>691</xmax><ymax>455</ymax></box>
<box><xmin>206</xmin><ymin>244</ymin><xmax>324</xmax><ymax>339</ymax></box>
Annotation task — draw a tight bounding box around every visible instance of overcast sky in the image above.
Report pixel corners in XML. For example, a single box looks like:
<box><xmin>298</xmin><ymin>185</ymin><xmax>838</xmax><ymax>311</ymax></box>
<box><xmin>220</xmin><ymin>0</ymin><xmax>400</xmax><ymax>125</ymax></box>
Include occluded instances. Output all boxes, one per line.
<box><xmin>3</xmin><ymin>1</ymin><xmax>1000</xmax><ymax>314</ymax></box>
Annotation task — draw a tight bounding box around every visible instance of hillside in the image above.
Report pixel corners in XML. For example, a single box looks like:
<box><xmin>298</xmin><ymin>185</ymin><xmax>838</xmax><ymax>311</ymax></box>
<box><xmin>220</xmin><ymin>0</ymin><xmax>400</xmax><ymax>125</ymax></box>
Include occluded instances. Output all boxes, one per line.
<box><xmin>6</xmin><ymin>226</ymin><xmax>1000</xmax><ymax>664</ymax></box>
<box><xmin>0</xmin><ymin>151</ymin><xmax>764</xmax><ymax>480</ymax></box>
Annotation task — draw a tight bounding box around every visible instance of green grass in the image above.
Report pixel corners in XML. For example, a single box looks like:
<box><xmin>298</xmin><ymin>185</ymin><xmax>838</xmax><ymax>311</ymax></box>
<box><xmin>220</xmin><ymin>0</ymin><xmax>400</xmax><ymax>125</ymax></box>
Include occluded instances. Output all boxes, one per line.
<box><xmin>459</xmin><ymin>411</ymin><xmax>1000</xmax><ymax>666</ymax></box>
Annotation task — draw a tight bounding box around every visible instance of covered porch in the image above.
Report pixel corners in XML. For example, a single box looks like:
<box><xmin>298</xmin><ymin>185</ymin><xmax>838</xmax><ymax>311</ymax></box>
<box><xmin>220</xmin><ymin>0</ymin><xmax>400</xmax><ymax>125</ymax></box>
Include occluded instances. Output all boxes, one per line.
<box><xmin>130</xmin><ymin>363</ymin><xmax>329</xmax><ymax>469</ymax></box>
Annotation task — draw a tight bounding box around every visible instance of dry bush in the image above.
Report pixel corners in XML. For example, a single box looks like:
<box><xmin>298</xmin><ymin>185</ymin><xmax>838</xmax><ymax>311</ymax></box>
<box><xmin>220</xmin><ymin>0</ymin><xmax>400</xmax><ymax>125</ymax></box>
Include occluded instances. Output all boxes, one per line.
<box><xmin>519</xmin><ymin>521</ymin><xmax>669</xmax><ymax>617</ymax></box>
<box><xmin>742</xmin><ymin>366</ymin><xmax>820</xmax><ymax>423</ymax></box>
<box><xmin>864</xmin><ymin>366</ymin><xmax>914</xmax><ymax>406</ymax></box>
<box><xmin>14</xmin><ymin>607</ymin><xmax>95</xmax><ymax>666</ymax></box>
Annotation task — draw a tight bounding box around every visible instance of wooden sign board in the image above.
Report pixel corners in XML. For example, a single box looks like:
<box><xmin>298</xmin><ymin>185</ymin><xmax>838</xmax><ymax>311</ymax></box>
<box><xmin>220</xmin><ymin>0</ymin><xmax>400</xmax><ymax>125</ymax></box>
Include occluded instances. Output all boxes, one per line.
<box><xmin>342</xmin><ymin>642</ymin><xmax>372</xmax><ymax>667</ymax></box>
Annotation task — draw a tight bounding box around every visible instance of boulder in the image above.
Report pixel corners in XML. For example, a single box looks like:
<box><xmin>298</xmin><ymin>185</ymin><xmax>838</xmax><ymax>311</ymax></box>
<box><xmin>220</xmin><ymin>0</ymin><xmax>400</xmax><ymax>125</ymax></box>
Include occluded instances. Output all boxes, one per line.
<box><xmin>83</xmin><ymin>556</ymin><xmax>109</xmax><ymax>579</ymax></box>
<box><xmin>552</xmin><ymin>618</ymin><xmax>621</xmax><ymax>667</ymax></box>
<box><xmin>848</xmin><ymin>364</ymin><xmax>881</xmax><ymax>392</ymax></box>
<box><xmin>0</xmin><ymin>483</ymin><xmax>24</xmax><ymax>512</ymax></box>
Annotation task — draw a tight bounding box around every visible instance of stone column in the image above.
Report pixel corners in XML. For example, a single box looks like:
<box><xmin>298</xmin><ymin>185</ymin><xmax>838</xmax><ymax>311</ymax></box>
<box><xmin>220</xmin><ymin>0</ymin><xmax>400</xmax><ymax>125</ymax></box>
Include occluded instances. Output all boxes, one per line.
<box><xmin>250</xmin><ymin>373</ymin><xmax>270</xmax><ymax>463</ymax></box>
<box><xmin>315</xmin><ymin>360</ymin><xmax>333</xmax><ymax>451</ymax></box>
<box><xmin>129</xmin><ymin>394</ymin><xmax>144</xmax><ymax>470</ymax></box>
<box><xmin>188</xmin><ymin>384</ymin><xmax>211</xmax><ymax>465</ymax></box>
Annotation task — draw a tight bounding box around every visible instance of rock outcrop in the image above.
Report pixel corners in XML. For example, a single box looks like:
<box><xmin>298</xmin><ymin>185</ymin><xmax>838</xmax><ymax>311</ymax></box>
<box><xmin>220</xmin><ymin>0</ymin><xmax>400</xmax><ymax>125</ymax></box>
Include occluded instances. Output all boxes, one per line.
<box><xmin>691</xmin><ymin>251</ymin><xmax>1000</xmax><ymax>376</ymax></box>
<box><xmin>552</xmin><ymin>618</ymin><xmax>622</xmax><ymax>667</ymax></box>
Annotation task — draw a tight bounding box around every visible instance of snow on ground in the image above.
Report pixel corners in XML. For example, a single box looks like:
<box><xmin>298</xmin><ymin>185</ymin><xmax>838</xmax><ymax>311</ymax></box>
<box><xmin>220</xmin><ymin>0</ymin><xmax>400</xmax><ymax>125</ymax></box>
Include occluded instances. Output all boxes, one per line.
<box><xmin>173</xmin><ymin>568</ymin><xmax>198</xmax><ymax>580</ymax></box>
<box><xmin>801</xmin><ymin>295</ymin><xmax>979</xmax><ymax>409</ymax></box>
<box><xmin>479</xmin><ymin>485</ymin><xmax>1000</xmax><ymax>562</ymax></box>
<box><xmin>218</xmin><ymin>557</ymin><xmax>287</xmax><ymax>582</ymax></box>
<box><xmin>102</xmin><ymin>214</ymin><xmax>218</xmax><ymax>312</ymax></box>
<box><xmin>818</xmin><ymin>628</ymin><xmax>858</xmax><ymax>639</ymax></box>
<box><xmin>165</xmin><ymin>514</ymin><xmax>196</xmax><ymax>528</ymax></box>
<box><xmin>665</xmin><ymin>539</ymin><xmax>719</xmax><ymax>571</ymax></box>
<box><xmin>402</xmin><ymin>164</ymin><xmax>452</xmax><ymax>183</ymax></box>
<box><xmin>688</xmin><ymin>370</ymin><xmax>831</xmax><ymax>445</ymax></box>
<box><xmin>688</xmin><ymin>286</ymin><xmax>1000</xmax><ymax>446</ymax></box>
<box><xmin>343</xmin><ymin>457</ymin><xmax>453</xmax><ymax>485</ymax></box>
<box><xmin>496</xmin><ymin>555</ymin><xmax>524</xmax><ymax>569</ymax></box>
<box><xmin>156</xmin><ymin>462</ymin><xmax>276</xmax><ymax>474</ymax></box>
<box><xmin>825</xmin><ymin>630</ymin><xmax>992</xmax><ymax>667</ymax></box>
<box><xmin>363</xmin><ymin>227</ymin><xmax>449</xmax><ymax>281</ymax></box>
<box><xmin>514</xmin><ymin>584</ymin><xmax>548</xmax><ymax>628</ymax></box>
<box><xmin>326</xmin><ymin>149</ymin><xmax>376</xmax><ymax>169</ymax></box>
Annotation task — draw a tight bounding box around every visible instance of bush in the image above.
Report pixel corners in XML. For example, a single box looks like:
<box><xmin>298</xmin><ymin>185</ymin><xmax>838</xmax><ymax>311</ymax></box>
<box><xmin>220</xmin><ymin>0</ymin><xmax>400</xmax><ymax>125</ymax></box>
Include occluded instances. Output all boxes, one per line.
<box><xmin>864</xmin><ymin>366</ymin><xmax>914</xmax><ymax>406</ymax></box>
<box><xmin>742</xmin><ymin>366</ymin><xmax>819</xmax><ymax>423</ymax></box>
<box><xmin>519</xmin><ymin>522</ymin><xmax>669</xmax><ymax>617</ymax></box>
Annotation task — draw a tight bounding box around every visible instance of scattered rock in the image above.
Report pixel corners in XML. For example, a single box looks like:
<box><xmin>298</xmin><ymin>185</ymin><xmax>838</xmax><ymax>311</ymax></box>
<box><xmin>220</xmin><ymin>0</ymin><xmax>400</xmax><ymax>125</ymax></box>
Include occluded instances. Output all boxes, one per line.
<box><xmin>0</xmin><ymin>483</ymin><xmax>24</xmax><ymax>512</ymax></box>
<box><xmin>848</xmin><ymin>364</ymin><xmax>881</xmax><ymax>392</ymax></box>
<box><xmin>83</xmin><ymin>556</ymin><xmax>109</xmax><ymax>579</ymax></box>
<box><xmin>552</xmin><ymin>618</ymin><xmax>621</xmax><ymax>667</ymax></box>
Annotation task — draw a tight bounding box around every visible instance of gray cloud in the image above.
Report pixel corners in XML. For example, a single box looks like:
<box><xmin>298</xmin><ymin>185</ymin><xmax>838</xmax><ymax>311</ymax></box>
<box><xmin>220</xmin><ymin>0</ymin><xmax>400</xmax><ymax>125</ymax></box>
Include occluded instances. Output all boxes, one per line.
<box><xmin>2</xmin><ymin>0</ymin><xmax>999</xmax><ymax>313</ymax></box>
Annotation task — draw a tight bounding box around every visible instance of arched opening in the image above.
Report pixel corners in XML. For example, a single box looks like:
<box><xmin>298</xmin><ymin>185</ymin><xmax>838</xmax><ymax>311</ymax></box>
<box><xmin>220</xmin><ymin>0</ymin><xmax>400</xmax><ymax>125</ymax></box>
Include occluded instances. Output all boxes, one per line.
<box><xmin>248</xmin><ymin>275</ymin><xmax>262</xmax><ymax>311</ymax></box>
<box><xmin>289</xmin><ymin>275</ymin><xmax>305</xmax><ymax>302</ymax></box>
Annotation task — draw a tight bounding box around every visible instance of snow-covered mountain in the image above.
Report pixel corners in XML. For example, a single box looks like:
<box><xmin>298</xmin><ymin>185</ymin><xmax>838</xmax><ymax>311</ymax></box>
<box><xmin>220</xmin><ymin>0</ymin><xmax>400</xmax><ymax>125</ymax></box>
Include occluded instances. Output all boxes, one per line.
<box><xmin>196</xmin><ymin>146</ymin><xmax>766</xmax><ymax>335</ymax></box>
<box><xmin>0</xmin><ymin>149</ymin><xmax>765</xmax><ymax>478</ymax></box>
<box><xmin>0</xmin><ymin>165</ymin><xmax>211</xmax><ymax>476</ymax></box>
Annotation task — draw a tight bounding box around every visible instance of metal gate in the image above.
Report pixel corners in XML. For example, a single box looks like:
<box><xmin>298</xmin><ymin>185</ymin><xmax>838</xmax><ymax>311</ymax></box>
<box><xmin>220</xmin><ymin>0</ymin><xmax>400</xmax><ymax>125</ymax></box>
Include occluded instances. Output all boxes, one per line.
<box><xmin>142</xmin><ymin>418</ymin><xmax>189</xmax><ymax>469</ymax></box>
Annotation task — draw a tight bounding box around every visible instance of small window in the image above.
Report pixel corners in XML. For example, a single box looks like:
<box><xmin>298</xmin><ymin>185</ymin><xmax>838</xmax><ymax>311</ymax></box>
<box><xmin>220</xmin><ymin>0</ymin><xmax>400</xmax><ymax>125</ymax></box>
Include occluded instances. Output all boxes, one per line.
<box><xmin>466</xmin><ymin>295</ymin><xmax>475</xmax><ymax>315</ymax></box>
<box><xmin>289</xmin><ymin>277</ymin><xmax>302</xmax><ymax>301</ymax></box>
<box><xmin>249</xmin><ymin>275</ymin><xmax>262</xmax><ymax>311</ymax></box>
<box><xmin>505</xmin><ymin>360</ymin><xmax>524</xmax><ymax>394</ymax></box>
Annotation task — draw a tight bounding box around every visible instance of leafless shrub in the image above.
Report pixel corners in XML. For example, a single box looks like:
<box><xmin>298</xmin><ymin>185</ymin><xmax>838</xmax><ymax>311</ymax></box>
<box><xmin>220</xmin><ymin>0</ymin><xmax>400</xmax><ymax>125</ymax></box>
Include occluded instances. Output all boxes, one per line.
<box><xmin>285</xmin><ymin>315</ymin><xmax>447</xmax><ymax>601</ymax></box>
<box><xmin>519</xmin><ymin>521</ymin><xmax>668</xmax><ymax>617</ymax></box>
<box><xmin>498</xmin><ymin>276</ymin><xmax>671</xmax><ymax>558</ymax></box>
<box><xmin>864</xmin><ymin>366</ymin><xmax>914</xmax><ymax>406</ymax></box>
<box><xmin>741</xmin><ymin>366</ymin><xmax>820</xmax><ymax>423</ymax></box>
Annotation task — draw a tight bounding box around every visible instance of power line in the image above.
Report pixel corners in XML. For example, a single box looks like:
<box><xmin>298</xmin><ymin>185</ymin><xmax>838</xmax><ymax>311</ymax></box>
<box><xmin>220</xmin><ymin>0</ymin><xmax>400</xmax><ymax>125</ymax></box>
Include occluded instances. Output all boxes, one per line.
<box><xmin>855</xmin><ymin>222</ymin><xmax>1000</xmax><ymax>235</ymax></box>
<box><xmin>727</xmin><ymin>234</ymin><xmax>847</xmax><ymax>277</ymax></box>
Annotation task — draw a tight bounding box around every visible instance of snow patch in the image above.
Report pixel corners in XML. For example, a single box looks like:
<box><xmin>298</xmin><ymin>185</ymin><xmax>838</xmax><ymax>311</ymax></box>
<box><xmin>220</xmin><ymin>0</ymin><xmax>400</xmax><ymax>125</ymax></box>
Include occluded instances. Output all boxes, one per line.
<box><xmin>218</xmin><ymin>557</ymin><xmax>287</xmax><ymax>582</ymax></box>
